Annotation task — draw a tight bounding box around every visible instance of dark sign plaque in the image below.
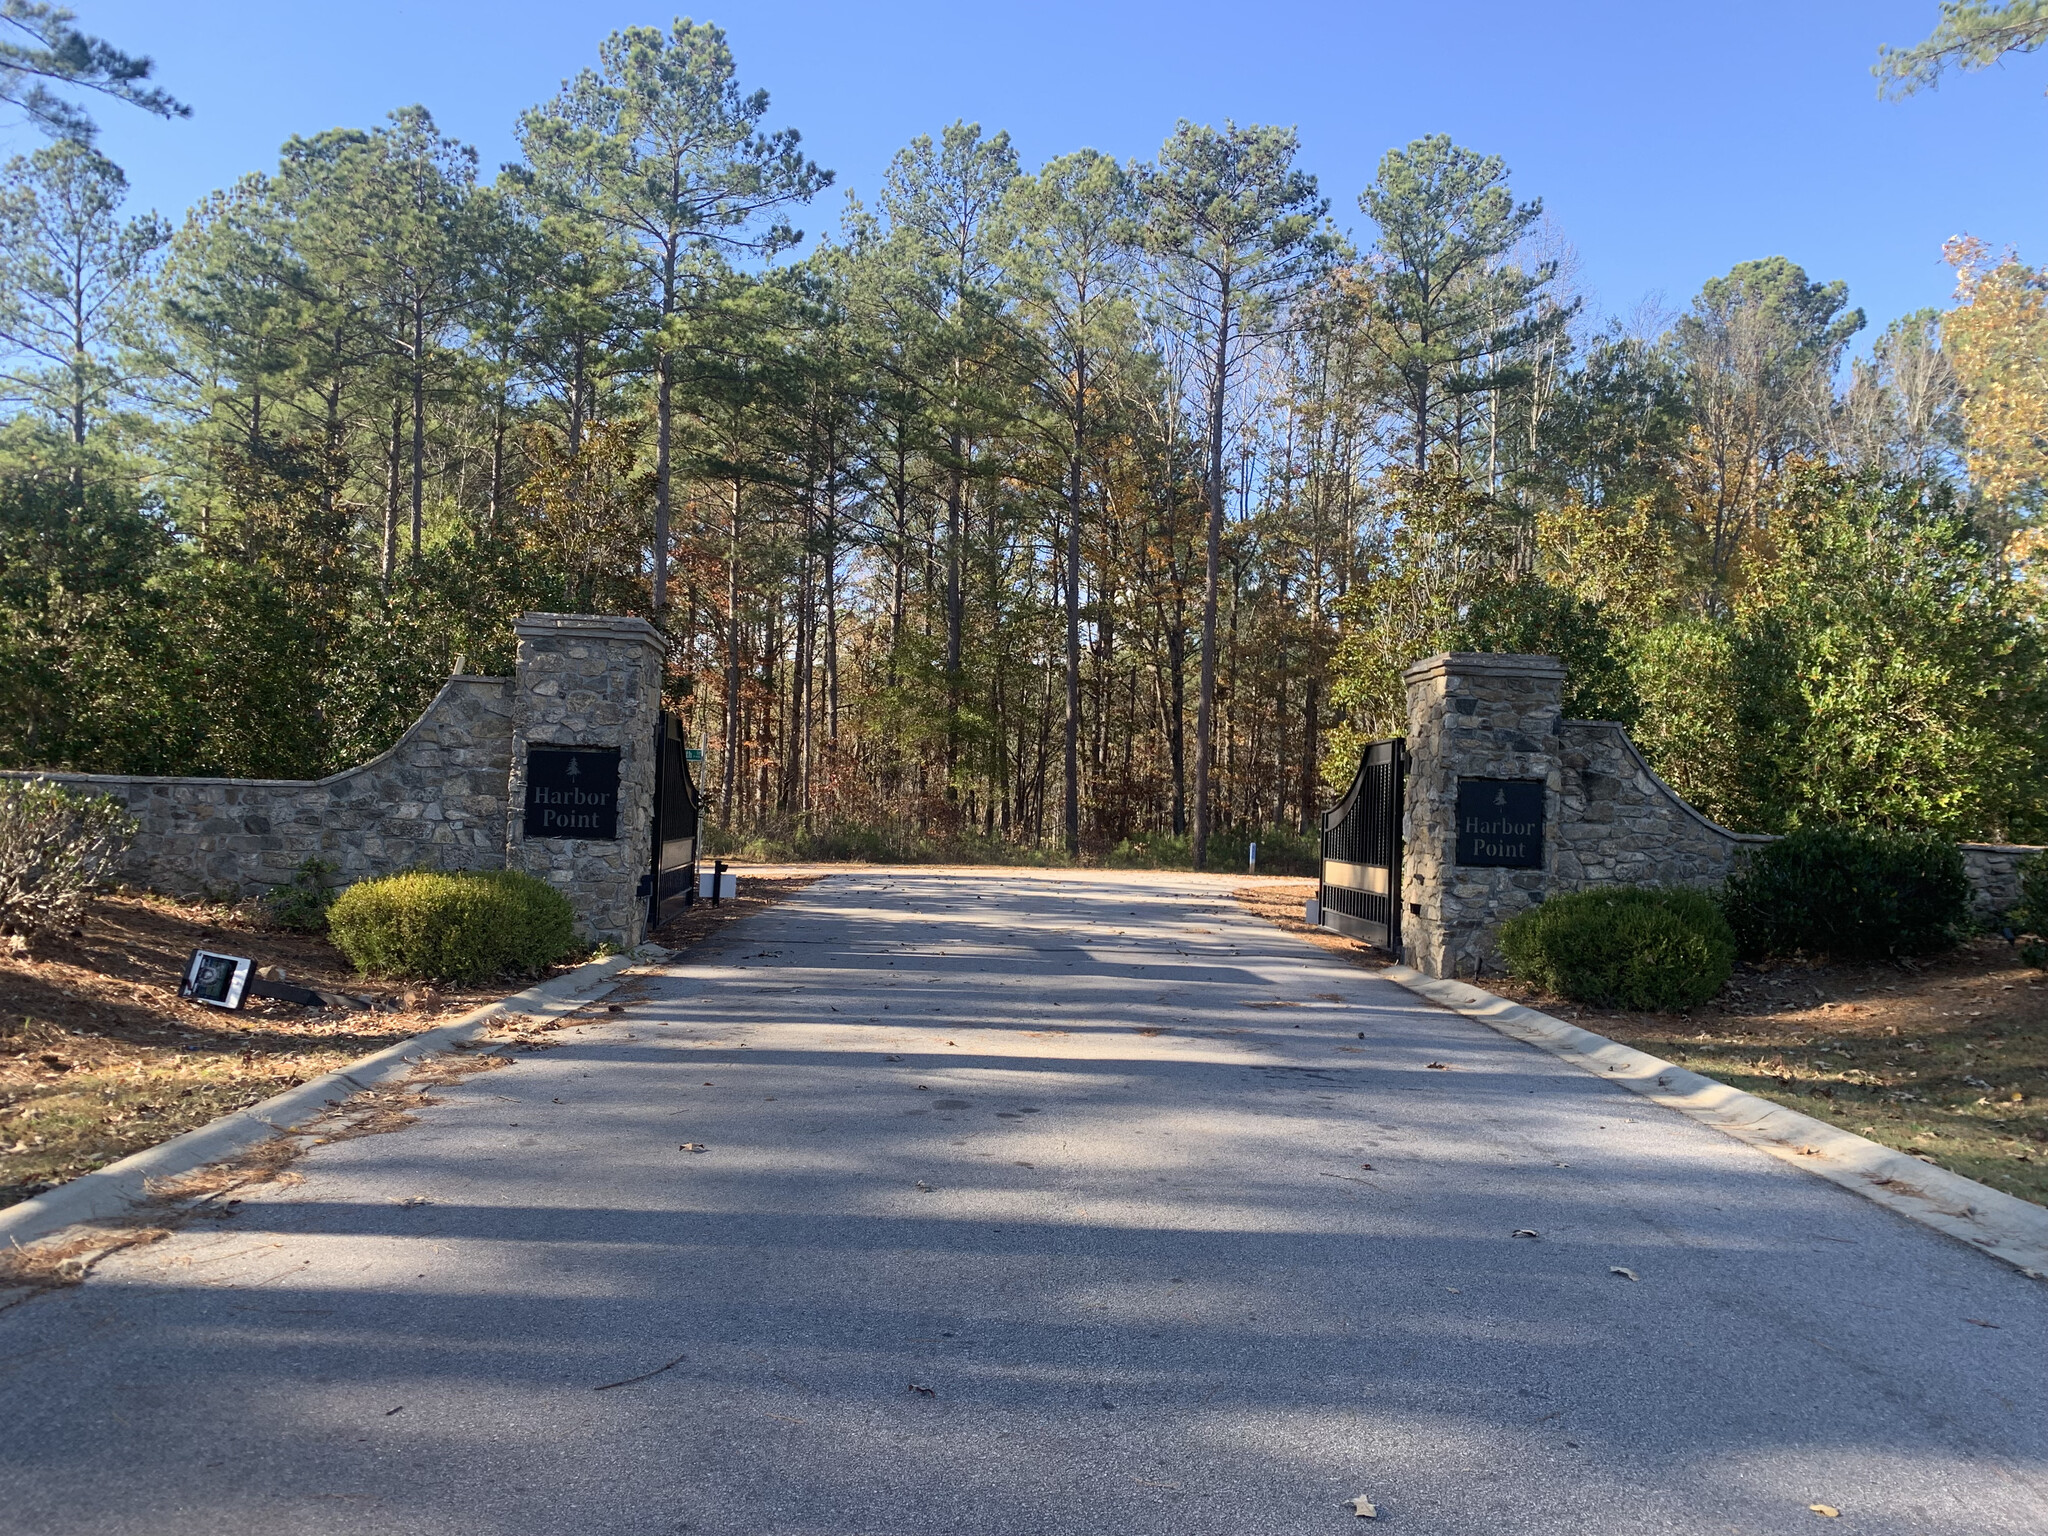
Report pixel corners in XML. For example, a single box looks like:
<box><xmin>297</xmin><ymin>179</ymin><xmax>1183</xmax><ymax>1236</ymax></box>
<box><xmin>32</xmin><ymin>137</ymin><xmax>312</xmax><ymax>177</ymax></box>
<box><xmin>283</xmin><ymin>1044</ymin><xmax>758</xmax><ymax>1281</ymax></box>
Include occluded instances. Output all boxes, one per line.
<box><xmin>1455</xmin><ymin>778</ymin><xmax>1545</xmax><ymax>868</ymax></box>
<box><xmin>523</xmin><ymin>746</ymin><xmax>621</xmax><ymax>840</ymax></box>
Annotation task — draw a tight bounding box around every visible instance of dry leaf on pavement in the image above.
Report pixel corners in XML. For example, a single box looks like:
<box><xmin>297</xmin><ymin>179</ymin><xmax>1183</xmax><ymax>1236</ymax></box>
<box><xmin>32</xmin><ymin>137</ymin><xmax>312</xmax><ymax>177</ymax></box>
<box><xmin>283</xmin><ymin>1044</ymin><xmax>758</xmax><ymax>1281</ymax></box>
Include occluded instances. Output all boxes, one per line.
<box><xmin>1809</xmin><ymin>1504</ymin><xmax>1840</xmax><ymax>1518</ymax></box>
<box><xmin>1348</xmin><ymin>1494</ymin><xmax>1378</xmax><ymax>1517</ymax></box>
<box><xmin>1610</xmin><ymin>1266</ymin><xmax>1639</xmax><ymax>1281</ymax></box>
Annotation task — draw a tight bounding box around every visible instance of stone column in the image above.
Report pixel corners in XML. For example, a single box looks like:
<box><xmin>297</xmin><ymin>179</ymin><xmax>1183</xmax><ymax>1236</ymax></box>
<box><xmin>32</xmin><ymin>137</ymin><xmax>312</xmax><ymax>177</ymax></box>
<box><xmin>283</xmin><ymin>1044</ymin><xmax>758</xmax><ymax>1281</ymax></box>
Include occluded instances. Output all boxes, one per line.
<box><xmin>504</xmin><ymin>613</ymin><xmax>664</xmax><ymax>948</ymax></box>
<box><xmin>1400</xmin><ymin>652</ymin><xmax>1566</xmax><ymax>979</ymax></box>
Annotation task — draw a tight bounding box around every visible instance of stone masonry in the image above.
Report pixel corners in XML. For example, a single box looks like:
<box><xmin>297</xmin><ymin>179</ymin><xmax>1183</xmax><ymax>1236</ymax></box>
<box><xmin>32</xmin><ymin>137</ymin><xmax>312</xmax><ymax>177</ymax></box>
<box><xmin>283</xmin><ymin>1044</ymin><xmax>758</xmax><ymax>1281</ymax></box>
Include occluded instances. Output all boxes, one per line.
<box><xmin>1</xmin><ymin>611</ymin><xmax>672</xmax><ymax>950</ymax></box>
<box><xmin>503</xmin><ymin>613</ymin><xmax>665</xmax><ymax>948</ymax></box>
<box><xmin>1399</xmin><ymin>652</ymin><xmax>2044</xmax><ymax>979</ymax></box>
<box><xmin>1401</xmin><ymin>653</ymin><xmax>1568</xmax><ymax>979</ymax></box>
<box><xmin>2</xmin><ymin>677</ymin><xmax>518</xmax><ymax>898</ymax></box>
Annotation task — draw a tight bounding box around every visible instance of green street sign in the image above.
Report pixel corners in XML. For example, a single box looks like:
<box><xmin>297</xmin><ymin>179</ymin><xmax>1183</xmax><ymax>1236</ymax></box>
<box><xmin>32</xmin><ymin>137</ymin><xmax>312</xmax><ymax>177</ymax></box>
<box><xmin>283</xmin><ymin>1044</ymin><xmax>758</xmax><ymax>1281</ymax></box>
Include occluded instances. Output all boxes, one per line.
<box><xmin>685</xmin><ymin>748</ymin><xmax>704</xmax><ymax>762</ymax></box>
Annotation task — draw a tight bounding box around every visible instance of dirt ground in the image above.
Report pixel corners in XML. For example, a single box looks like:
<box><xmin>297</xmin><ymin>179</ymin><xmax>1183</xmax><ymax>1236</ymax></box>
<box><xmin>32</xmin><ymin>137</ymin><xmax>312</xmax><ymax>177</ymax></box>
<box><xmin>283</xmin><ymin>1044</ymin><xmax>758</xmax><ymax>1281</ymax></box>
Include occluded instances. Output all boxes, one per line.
<box><xmin>1238</xmin><ymin>876</ymin><xmax>2048</xmax><ymax>1209</ymax></box>
<box><xmin>2</xmin><ymin>868</ymin><xmax>819</xmax><ymax>1213</ymax></box>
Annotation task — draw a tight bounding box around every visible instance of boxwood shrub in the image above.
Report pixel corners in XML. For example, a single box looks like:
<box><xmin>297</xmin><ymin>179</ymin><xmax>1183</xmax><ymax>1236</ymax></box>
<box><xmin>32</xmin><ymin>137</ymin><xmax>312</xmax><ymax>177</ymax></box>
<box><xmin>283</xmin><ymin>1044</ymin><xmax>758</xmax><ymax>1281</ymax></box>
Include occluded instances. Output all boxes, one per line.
<box><xmin>327</xmin><ymin>868</ymin><xmax>577</xmax><ymax>983</ymax></box>
<box><xmin>1498</xmin><ymin>886</ymin><xmax>1736</xmax><ymax>1011</ymax></box>
<box><xmin>1721</xmin><ymin>826</ymin><xmax>1969</xmax><ymax>961</ymax></box>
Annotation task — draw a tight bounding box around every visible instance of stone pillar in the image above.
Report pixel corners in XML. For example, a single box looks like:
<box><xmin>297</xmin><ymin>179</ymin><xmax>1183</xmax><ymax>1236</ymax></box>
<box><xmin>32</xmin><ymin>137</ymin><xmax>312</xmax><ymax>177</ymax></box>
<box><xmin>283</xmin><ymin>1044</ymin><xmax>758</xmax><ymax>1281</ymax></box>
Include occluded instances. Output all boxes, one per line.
<box><xmin>504</xmin><ymin>613</ymin><xmax>664</xmax><ymax>948</ymax></box>
<box><xmin>1400</xmin><ymin>652</ymin><xmax>1566</xmax><ymax>980</ymax></box>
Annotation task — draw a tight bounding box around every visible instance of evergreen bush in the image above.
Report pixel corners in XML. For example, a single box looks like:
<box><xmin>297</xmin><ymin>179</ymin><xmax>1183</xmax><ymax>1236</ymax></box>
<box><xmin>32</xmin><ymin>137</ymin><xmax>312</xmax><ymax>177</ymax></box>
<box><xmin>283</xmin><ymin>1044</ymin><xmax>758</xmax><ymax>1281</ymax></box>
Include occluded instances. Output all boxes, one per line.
<box><xmin>326</xmin><ymin>868</ymin><xmax>577</xmax><ymax>983</ymax></box>
<box><xmin>1497</xmin><ymin>886</ymin><xmax>1735</xmax><ymax>1011</ymax></box>
<box><xmin>0</xmin><ymin>778</ymin><xmax>135</xmax><ymax>939</ymax></box>
<box><xmin>2014</xmin><ymin>853</ymin><xmax>2048</xmax><ymax>969</ymax></box>
<box><xmin>263</xmin><ymin>856</ymin><xmax>339</xmax><ymax>932</ymax></box>
<box><xmin>1721</xmin><ymin>826</ymin><xmax>1970</xmax><ymax>960</ymax></box>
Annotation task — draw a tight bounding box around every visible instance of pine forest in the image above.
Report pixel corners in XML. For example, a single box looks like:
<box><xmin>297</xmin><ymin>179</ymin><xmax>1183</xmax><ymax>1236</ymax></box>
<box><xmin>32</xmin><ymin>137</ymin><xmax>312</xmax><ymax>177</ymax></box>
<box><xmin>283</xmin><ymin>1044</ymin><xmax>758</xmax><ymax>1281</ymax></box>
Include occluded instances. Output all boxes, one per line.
<box><xmin>4</xmin><ymin>18</ymin><xmax>2046</xmax><ymax>870</ymax></box>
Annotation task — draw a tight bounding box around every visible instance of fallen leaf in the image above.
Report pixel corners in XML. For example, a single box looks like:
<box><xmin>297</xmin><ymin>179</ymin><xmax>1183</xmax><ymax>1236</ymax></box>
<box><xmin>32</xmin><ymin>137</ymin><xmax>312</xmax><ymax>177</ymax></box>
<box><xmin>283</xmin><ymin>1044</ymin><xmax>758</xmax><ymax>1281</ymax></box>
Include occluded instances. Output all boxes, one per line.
<box><xmin>1610</xmin><ymin>1266</ymin><xmax>1639</xmax><ymax>1282</ymax></box>
<box><xmin>1809</xmin><ymin>1504</ymin><xmax>1840</xmax><ymax>1519</ymax></box>
<box><xmin>679</xmin><ymin>1143</ymin><xmax>706</xmax><ymax>1153</ymax></box>
<box><xmin>1964</xmin><ymin>1317</ymin><xmax>2000</xmax><ymax>1329</ymax></box>
<box><xmin>1424</xmin><ymin>1061</ymin><xmax>1450</xmax><ymax>1070</ymax></box>
<box><xmin>907</xmin><ymin>1381</ymin><xmax>935</xmax><ymax>1396</ymax></box>
<box><xmin>1512</xmin><ymin>1228</ymin><xmax>1540</xmax><ymax>1239</ymax></box>
<box><xmin>1348</xmin><ymin>1495</ymin><xmax>1378</xmax><ymax>1518</ymax></box>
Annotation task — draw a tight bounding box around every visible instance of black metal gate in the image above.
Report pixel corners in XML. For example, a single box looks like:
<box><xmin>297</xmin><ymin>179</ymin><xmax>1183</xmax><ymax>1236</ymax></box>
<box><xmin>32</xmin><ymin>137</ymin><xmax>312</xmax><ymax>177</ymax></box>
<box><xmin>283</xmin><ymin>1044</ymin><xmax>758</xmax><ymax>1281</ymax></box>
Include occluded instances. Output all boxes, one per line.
<box><xmin>1320</xmin><ymin>737</ymin><xmax>1405</xmax><ymax>950</ymax></box>
<box><xmin>648</xmin><ymin>710</ymin><xmax>701</xmax><ymax>931</ymax></box>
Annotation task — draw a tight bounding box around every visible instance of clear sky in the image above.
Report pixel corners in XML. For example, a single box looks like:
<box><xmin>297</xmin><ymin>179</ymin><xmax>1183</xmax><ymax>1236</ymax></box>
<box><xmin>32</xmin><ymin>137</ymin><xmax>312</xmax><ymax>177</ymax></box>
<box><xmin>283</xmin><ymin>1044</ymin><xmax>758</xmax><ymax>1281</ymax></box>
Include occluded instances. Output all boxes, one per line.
<box><xmin>61</xmin><ymin>1</ymin><xmax>2048</xmax><ymax>346</ymax></box>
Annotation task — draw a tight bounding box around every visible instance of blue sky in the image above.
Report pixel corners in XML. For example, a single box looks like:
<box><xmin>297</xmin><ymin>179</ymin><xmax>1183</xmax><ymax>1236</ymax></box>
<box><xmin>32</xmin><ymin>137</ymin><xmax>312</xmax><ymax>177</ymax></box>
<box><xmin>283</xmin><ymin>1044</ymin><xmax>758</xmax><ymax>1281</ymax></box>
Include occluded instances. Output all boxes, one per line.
<box><xmin>61</xmin><ymin>1</ymin><xmax>2048</xmax><ymax>346</ymax></box>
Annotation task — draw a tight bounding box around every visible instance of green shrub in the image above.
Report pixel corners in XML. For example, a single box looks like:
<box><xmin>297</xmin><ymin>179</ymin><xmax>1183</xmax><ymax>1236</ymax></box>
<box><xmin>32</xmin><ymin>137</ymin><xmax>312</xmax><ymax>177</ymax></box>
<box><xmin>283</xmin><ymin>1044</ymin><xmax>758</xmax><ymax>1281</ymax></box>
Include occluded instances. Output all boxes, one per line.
<box><xmin>2017</xmin><ymin>854</ymin><xmax>2048</xmax><ymax>969</ymax></box>
<box><xmin>1498</xmin><ymin>886</ymin><xmax>1736</xmax><ymax>1011</ymax></box>
<box><xmin>263</xmin><ymin>856</ymin><xmax>339</xmax><ymax>933</ymax></box>
<box><xmin>0</xmin><ymin>778</ymin><xmax>136</xmax><ymax>939</ymax></box>
<box><xmin>326</xmin><ymin>868</ymin><xmax>577</xmax><ymax>983</ymax></box>
<box><xmin>1721</xmin><ymin>826</ymin><xmax>1970</xmax><ymax>961</ymax></box>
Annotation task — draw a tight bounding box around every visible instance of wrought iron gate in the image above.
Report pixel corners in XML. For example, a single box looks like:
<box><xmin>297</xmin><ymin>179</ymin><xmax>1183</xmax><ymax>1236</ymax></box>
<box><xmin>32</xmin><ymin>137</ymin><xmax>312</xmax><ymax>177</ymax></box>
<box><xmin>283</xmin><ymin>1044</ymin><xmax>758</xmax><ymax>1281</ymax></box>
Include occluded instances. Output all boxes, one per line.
<box><xmin>648</xmin><ymin>710</ymin><xmax>701</xmax><ymax>930</ymax></box>
<box><xmin>1319</xmin><ymin>737</ymin><xmax>1405</xmax><ymax>950</ymax></box>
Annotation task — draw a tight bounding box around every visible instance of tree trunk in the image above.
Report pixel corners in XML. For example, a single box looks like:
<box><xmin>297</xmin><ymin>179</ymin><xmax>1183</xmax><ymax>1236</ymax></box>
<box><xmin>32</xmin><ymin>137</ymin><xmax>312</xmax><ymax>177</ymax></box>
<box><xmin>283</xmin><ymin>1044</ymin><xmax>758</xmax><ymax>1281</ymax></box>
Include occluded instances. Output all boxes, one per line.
<box><xmin>1063</xmin><ymin>434</ymin><xmax>1083</xmax><ymax>857</ymax></box>
<box><xmin>1192</xmin><ymin>281</ymin><xmax>1230</xmax><ymax>869</ymax></box>
<box><xmin>382</xmin><ymin>398</ymin><xmax>403</xmax><ymax>587</ymax></box>
<box><xmin>653</xmin><ymin>349</ymin><xmax>673</xmax><ymax>614</ymax></box>
<box><xmin>721</xmin><ymin>477</ymin><xmax>742</xmax><ymax>820</ymax></box>
<box><xmin>411</xmin><ymin>302</ymin><xmax>426</xmax><ymax>561</ymax></box>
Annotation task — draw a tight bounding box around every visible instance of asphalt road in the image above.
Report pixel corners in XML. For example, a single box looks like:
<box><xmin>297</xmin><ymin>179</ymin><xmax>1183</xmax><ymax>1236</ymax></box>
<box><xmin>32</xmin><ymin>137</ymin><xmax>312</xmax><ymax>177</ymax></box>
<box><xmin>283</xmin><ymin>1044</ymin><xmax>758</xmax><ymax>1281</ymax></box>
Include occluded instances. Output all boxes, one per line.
<box><xmin>3</xmin><ymin>869</ymin><xmax>2045</xmax><ymax>1536</ymax></box>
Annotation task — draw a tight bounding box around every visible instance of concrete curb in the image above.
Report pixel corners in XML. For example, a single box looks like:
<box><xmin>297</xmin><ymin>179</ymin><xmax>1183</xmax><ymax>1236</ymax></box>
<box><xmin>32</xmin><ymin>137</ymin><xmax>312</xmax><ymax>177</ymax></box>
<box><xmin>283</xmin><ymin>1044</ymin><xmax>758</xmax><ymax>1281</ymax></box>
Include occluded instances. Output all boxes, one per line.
<box><xmin>0</xmin><ymin>951</ymin><xmax>650</xmax><ymax>1253</ymax></box>
<box><xmin>1382</xmin><ymin>963</ymin><xmax>2048</xmax><ymax>1279</ymax></box>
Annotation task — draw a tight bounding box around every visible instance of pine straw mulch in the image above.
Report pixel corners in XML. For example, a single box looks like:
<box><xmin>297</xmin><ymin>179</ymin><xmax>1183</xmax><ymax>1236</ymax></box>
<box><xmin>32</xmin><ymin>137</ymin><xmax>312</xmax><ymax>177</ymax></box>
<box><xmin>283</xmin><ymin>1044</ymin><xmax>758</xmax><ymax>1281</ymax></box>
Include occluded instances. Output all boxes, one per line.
<box><xmin>1232</xmin><ymin>877</ymin><xmax>2048</xmax><ymax>1209</ymax></box>
<box><xmin>0</xmin><ymin>891</ymin><xmax>569</xmax><ymax>1212</ymax></box>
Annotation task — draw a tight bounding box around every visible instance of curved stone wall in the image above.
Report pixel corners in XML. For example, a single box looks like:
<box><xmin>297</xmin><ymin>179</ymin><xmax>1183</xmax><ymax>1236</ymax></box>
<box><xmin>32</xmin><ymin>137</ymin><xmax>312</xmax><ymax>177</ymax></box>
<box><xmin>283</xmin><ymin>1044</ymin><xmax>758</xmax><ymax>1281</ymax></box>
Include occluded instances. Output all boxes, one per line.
<box><xmin>0</xmin><ymin>676</ymin><xmax>518</xmax><ymax>899</ymax></box>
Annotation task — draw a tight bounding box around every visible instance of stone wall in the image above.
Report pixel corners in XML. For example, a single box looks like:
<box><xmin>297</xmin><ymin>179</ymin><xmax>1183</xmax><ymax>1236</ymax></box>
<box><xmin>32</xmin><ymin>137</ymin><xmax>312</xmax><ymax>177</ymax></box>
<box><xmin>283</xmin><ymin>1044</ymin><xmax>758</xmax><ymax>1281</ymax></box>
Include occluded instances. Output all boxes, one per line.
<box><xmin>1555</xmin><ymin>719</ymin><xmax>1774</xmax><ymax>889</ymax></box>
<box><xmin>1398</xmin><ymin>652</ymin><xmax>2045</xmax><ymax>979</ymax></box>
<box><xmin>502</xmin><ymin>613</ymin><xmax>664</xmax><ymax>948</ymax></box>
<box><xmin>0</xmin><ymin>611</ymin><xmax>676</xmax><ymax>947</ymax></box>
<box><xmin>0</xmin><ymin>676</ymin><xmax>517</xmax><ymax>899</ymax></box>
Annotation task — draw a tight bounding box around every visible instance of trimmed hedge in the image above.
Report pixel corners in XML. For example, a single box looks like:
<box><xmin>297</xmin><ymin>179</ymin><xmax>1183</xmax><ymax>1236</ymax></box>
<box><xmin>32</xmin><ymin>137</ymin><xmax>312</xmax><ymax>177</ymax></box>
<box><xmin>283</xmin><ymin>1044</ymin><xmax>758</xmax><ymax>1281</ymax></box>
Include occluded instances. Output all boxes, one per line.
<box><xmin>1721</xmin><ymin>826</ymin><xmax>1969</xmax><ymax>961</ymax></box>
<box><xmin>327</xmin><ymin>868</ymin><xmax>577</xmax><ymax>983</ymax></box>
<box><xmin>1498</xmin><ymin>887</ymin><xmax>1736</xmax><ymax>1011</ymax></box>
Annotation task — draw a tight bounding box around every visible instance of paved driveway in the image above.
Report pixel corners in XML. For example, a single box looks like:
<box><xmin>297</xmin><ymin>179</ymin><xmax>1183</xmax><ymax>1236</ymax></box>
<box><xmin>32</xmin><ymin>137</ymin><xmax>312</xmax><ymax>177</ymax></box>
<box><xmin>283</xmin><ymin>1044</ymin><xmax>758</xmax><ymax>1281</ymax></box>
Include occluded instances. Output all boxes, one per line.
<box><xmin>3</xmin><ymin>869</ymin><xmax>2044</xmax><ymax>1535</ymax></box>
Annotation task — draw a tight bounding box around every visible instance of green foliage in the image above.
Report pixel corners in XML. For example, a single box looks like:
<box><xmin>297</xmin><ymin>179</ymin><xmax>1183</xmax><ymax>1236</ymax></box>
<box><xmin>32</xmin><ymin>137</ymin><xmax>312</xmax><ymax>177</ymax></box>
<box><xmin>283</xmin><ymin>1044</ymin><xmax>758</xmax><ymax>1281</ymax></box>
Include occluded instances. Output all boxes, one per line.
<box><xmin>262</xmin><ymin>856</ymin><xmax>338</xmax><ymax>933</ymax></box>
<box><xmin>1632</xmin><ymin>466</ymin><xmax>2048</xmax><ymax>840</ymax></box>
<box><xmin>0</xmin><ymin>776</ymin><xmax>134</xmax><ymax>938</ymax></box>
<box><xmin>327</xmin><ymin>868</ymin><xmax>578</xmax><ymax>983</ymax></box>
<box><xmin>1721</xmin><ymin>826</ymin><xmax>1972</xmax><ymax>961</ymax></box>
<box><xmin>1496</xmin><ymin>886</ymin><xmax>1736</xmax><ymax>1011</ymax></box>
<box><xmin>2013</xmin><ymin>854</ymin><xmax>2048</xmax><ymax>952</ymax></box>
<box><xmin>0</xmin><ymin>442</ymin><xmax>173</xmax><ymax>771</ymax></box>
<box><xmin>1357</xmin><ymin>133</ymin><xmax>1571</xmax><ymax>472</ymax></box>
<box><xmin>0</xmin><ymin>0</ymin><xmax>189</xmax><ymax>143</ymax></box>
<box><xmin>1454</xmin><ymin>578</ymin><xmax>1641</xmax><ymax>725</ymax></box>
<box><xmin>1330</xmin><ymin>468</ymin><xmax>1525</xmax><ymax>740</ymax></box>
<box><xmin>1876</xmin><ymin>1</ymin><xmax>2048</xmax><ymax>99</ymax></box>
